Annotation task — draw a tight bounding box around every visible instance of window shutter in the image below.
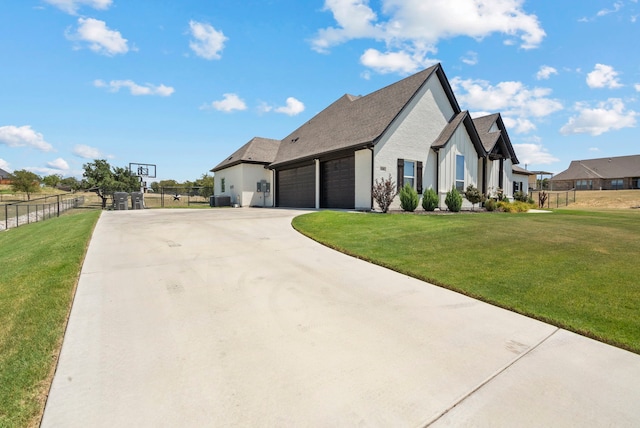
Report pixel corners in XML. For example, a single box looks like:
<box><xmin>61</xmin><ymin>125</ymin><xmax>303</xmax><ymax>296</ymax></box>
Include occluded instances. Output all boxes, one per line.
<box><xmin>397</xmin><ymin>158</ymin><xmax>404</xmax><ymax>191</ymax></box>
<box><xmin>416</xmin><ymin>161</ymin><xmax>423</xmax><ymax>194</ymax></box>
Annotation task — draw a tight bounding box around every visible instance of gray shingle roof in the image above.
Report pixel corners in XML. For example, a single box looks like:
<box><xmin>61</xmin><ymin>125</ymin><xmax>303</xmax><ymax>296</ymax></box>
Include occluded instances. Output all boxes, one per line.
<box><xmin>0</xmin><ymin>168</ymin><xmax>10</xmax><ymax>178</ymax></box>
<box><xmin>551</xmin><ymin>155</ymin><xmax>640</xmax><ymax>181</ymax></box>
<box><xmin>512</xmin><ymin>165</ymin><xmax>535</xmax><ymax>175</ymax></box>
<box><xmin>211</xmin><ymin>137</ymin><xmax>280</xmax><ymax>172</ymax></box>
<box><xmin>431</xmin><ymin>111</ymin><xmax>486</xmax><ymax>156</ymax></box>
<box><xmin>472</xmin><ymin>113</ymin><xmax>519</xmax><ymax>164</ymax></box>
<box><xmin>270</xmin><ymin>64</ymin><xmax>455</xmax><ymax>168</ymax></box>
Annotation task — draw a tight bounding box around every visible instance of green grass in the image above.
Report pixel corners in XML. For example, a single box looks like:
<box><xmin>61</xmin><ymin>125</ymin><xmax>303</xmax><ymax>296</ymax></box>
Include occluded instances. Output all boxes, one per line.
<box><xmin>292</xmin><ymin>210</ymin><xmax>640</xmax><ymax>354</ymax></box>
<box><xmin>0</xmin><ymin>209</ymin><xmax>100</xmax><ymax>428</ymax></box>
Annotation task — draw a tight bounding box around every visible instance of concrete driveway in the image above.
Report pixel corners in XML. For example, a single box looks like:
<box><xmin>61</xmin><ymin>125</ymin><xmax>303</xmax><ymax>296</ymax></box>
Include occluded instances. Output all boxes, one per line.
<box><xmin>42</xmin><ymin>208</ymin><xmax>640</xmax><ymax>427</ymax></box>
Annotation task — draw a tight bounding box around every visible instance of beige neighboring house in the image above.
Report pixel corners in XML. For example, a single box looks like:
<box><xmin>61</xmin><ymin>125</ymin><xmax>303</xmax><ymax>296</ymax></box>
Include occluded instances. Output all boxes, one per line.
<box><xmin>0</xmin><ymin>167</ymin><xmax>11</xmax><ymax>184</ymax></box>
<box><xmin>550</xmin><ymin>155</ymin><xmax>640</xmax><ymax>191</ymax></box>
<box><xmin>212</xmin><ymin>63</ymin><xmax>522</xmax><ymax>210</ymax></box>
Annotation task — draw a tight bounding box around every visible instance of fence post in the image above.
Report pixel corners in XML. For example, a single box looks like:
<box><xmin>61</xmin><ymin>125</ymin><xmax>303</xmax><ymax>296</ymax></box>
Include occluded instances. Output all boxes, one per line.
<box><xmin>4</xmin><ymin>204</ymin><xmax>7</xmax><ymax>230</ymax></box>
<box><xmin>16</xmin><ymin>205</ymin><xmax>19</xmax><ymax>228</ymax></box>
<box><xmin>57</xmin><ymin>195</ymin><xmax>60</xmax><ymax>217</ymax></box>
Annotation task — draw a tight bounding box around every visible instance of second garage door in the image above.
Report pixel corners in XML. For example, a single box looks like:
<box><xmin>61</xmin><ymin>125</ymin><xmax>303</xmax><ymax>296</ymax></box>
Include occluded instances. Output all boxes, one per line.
<box><xmin>321</xmin><ymin>155</ymin><xmax>355</xmax><ymax>209</ymax></box>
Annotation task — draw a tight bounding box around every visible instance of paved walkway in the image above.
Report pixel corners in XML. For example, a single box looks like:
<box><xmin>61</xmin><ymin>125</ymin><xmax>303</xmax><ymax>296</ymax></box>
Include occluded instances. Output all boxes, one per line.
<box><xmin>42</xmin><ymin>208</ymin><xmax>640</xmax><ymax>427</ymax></box>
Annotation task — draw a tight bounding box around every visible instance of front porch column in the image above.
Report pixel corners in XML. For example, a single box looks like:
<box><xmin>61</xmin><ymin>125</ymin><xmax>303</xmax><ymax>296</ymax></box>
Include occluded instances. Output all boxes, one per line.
<box><xmin>315</xmin><ymin>158</ymin><xmax>320</xmax><ymax>209</ymax></box>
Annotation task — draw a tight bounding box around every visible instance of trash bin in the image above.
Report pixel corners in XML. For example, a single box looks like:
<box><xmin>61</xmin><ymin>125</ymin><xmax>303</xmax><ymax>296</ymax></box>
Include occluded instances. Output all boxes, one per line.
<box><xmin>113</xmin><ymin>192</ymin><xmax>129</xmax><ymax>210</ymax></box>
<box><xmin>131</xmin><ymin>192</ymin><xmax>144</xmax><ymax>209</ymax></box>
<box><xmin>209</xmin><ymin>195</ymin><xmax>215</xmax><ymax>207</ymax></box>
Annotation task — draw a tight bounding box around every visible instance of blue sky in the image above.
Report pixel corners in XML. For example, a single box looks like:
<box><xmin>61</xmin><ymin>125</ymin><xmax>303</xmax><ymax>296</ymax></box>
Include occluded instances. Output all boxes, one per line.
<box><xmin>1</xmin><ymin>0</ymin><xmax>639</xmax><ymax>182</ymax></box>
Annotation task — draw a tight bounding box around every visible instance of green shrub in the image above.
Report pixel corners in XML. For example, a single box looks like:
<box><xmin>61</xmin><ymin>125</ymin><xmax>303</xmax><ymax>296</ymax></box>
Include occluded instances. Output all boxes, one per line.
<box><xmin>464</xmin><ymin>184</ymin><xmax>483</xmax><ymax>210</ymax></box>
<box><xmin>497</xmin><ymin>200</ymin><xmax>537</xmax><ymax>213</ymax></box>
<box><xmin>399</xmin><ymin>183</ymin><xmax>419</xmax><ymax>212</ymax></box>
<box><xmin>422</xmin><ymin>187</ymin><xmax>439</xmax><ymax>211</ymax></box>
<box><xmin>485</xmin><ymin>198</ymin><xmax>497</xmax><ymax>211</ymax></box>
<box><xmin>513</xmin><ymin>191</ymin><xmax>529</xmax><ymax>202</ymax></box>
<box><xmin>445</xmin><ymin>186</ymin><xmax>462</xmax><ymax>212</ymax></box>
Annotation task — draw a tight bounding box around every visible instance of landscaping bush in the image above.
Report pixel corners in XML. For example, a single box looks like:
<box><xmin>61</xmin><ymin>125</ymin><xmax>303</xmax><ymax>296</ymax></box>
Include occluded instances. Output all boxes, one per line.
<box><xmin>445</xmin><ymin>186</ymin><xmax>462</xmax><ymax>212</ymax></box>
<box><xmin>422</xmin><ymin>187</ymin><xmax>439</xmax><ymax>211</ymax></box>
<box><xmin>513</xmin><ymin>191</ymin><xmax>529</xmax><ymax>202</ymax></box>
<box><xmin>498</xmin><ymin>200</ymin><xmax>537</xmax><ymax>213</ymax></box>
<box><xmin>485</xmin><ymin>198</ymin><xmax>497</xmax><ymax>211</ymax></box>
<box><xmin>399</xmin><ymin>183</ymin><xmax>419</xmax><ymax>212</ymax></box>
<box><xmin>464</xmin><ymin>184</ymin><xmax>483</xmax><ymax>210</ymax></box>
<box><xmin>372</xmin><ymin>174</ymin><xmax>398</xmax><ymax>213</ymax></box>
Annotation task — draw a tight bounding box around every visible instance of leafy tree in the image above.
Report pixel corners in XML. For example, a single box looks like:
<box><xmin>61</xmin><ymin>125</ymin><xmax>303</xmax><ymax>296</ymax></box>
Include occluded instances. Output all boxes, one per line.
<box><xmin>464</xmin><ymin>184</ymin><xmax>483</xmax><ymax>210</ymax></box>
<box><xmin>42</xmin><ymin>174</ymin><xmax>62</xmax><ymax>188</ymax></box>
<box><xmin>83</xmin><ymin>159</ymin><xmax>139</xmax><ymax>208</ymax></box>
<box><xmin>9</xmin><ymin>169</ymin><xmax>41</xmax><ymax>200</ymax></box>
<box><xmin>372</xmin><ymin>174</ymin><xmax>398</xmax><ymax>213</ymax></box>
<box><xmin>150</xmin><ymin>181</ymin><xmax>160</xmax><ymax>192</ymax></box>
<box><xmin>195</xmin><ymin>173</ymin><xmax>214</xmax><ymax>198</ymax></box>
<box><xmin>445</xmin><ymin>186</ymin><xmax>462</xmax><ymax>212</ymax></box>
<box><xmin>59</xmin><ymin>176</ymin><xmax>81</xmax><ymax>191</ymax></box>
<box><xmin>422</xmin><ymin>187</ymin><xmax>439</xmax><ymax>211</ymax></box>
<box><xmin>399</xmin><ymin>183</ymin><xmax>419</xmax><ymax>212</ymax></box>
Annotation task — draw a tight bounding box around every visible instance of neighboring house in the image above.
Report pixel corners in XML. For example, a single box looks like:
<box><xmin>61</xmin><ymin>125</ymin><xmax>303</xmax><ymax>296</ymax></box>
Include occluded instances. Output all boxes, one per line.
<box><xmin>550</xmin><ymin>155</ymin><xmax>640</xmax><ymax>191</ymax></box>
<box><xmin>0</xmin><ymin>167</ymin><xmax>11</xmax><ymax>185</ymax></box>
<box><xmin>212</xmin><ymin>63</ymin><xmax>522</xmax><ymax>210</ymax></box>
<box><xmin>211</xmin><ymin>137</ymin><xmax>280</xmax><ymax>207</ymax></box>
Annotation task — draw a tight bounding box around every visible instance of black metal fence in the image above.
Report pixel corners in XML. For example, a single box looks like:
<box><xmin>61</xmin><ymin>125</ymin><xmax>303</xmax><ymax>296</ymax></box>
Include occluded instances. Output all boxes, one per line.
<box><xmin>529</xmin><ymin>190</ymin><xmax>576</xmax><ymax>209</ymax></box>
<box><xmin>142</xmin><ymin>187</ymin><xmax>214</xmax><ymax>208</ymax></box>
<box><xmin>1</xmin><ymin>194</ymin><xmax>85</xmax><ymax>231</ymax></box>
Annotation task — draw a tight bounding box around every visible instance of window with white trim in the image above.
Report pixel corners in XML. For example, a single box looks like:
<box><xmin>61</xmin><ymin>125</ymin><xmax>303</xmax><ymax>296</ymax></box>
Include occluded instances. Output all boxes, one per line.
<box><xmin>455</xmin><ymin>155</ymin><xmax>465</xmax><ymax>192</ymax></box>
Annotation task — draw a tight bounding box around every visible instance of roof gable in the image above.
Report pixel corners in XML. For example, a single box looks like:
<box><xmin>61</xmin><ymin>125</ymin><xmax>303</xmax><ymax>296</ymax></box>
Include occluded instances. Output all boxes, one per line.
<box><xmin>432</xmin><ymin>111</ymin><xmax>486</xmax><ymax>157</ymax></box>
<box><xmin>0</xmin><ymin>168</ymin><xmax>10</xmax><ymax>178</ymax></box>
<box><xmin>211</xmin><ymin>137</ymin><xmax>280</xmax><ymax>172</ymax></box>
<box><xmin>472</xmin><ymin>113</ymin><xmax>519</xmax><ymax>163</ymax></box>
<box><xmin>271</xmin><ymin>63</ymin><xmax>460</xmax><ymax>168</ymax></box>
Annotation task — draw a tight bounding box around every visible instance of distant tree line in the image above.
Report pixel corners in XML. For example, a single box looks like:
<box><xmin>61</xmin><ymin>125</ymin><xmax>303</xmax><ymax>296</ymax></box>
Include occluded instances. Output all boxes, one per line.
<box><xmin>5</xmin><ymin>160</ymin><xmax>213</xmax><ymax>207</ymax></box>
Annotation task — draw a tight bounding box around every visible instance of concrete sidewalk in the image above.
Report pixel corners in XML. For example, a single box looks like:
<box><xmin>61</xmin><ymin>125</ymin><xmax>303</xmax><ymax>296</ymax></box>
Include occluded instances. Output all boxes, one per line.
<box><xmin>42</xmin><ymin>208</ymin><xmax>640</xmax><ymax>427</ymax></box>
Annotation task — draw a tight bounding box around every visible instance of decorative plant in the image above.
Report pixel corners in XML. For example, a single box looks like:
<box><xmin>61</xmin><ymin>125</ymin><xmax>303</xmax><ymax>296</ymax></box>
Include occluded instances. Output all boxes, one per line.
<box><xmin>484</xmin><ymin>198</ymin><xmax>497</xmax><ymax>211</ymax></box>
<box><xmin>372</xmin><ymin>174</ymin><xmax>398</xmax><ymax>213</ymax></box>
<box><xmin>538</xmin><ymin>190</ymin><xmax>548</xmax><ymax>208</ymax></box>
<box><xmin>445</xmin><ymin>186</ymin><xmax>463</xmax><ymax>212</ymax></box>
<box><xmin>422</xmin><ymin>187</ymin><xmax>439</xmax><ymax>211</ymax></box>
<box><xmin>464</xmin><ymin>184</ymin><xmax>483</xmax><ymax>210</ymax></box>
<box><xmin>399</xmin><ymin>183</ymin><xmax>419</xmax><ymax>212</ymax></box>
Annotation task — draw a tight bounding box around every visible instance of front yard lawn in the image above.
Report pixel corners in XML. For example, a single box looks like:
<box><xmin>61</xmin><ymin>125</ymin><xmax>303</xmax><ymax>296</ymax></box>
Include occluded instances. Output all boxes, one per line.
<box><xmin>292</xmin><ymin>210</ymin><xmax>640</xmax><ymax>354</ymax></box>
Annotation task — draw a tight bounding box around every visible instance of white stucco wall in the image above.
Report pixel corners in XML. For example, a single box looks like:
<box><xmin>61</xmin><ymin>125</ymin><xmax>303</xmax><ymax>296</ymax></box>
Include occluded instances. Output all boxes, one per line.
<box><xmin>213</xmin><ymin>164</ymin><xmax>272</xmax><ymax>207</ymax></box>
<box><xmin>512</xmin><ymin>172</ymin><xmax>530</xmax><ymax>195</ymax></box>
<box><xmin>373</xmin><ymin>74</ymin><xmax>454</xmax><ymax>210</ymax></box>
<box><xmin>485</xmin><ymin>158</ymin><xmax>515</xmax><ymax>200</ymax></box>
<box><xmin>355</xmin><ymin>149</ymin><xmax>372</xmax><ymax>210</ymax></box>
<box><xmin>437</xmin><ymin>125</ymin><xmax>479</xmax><ymax>209</ymax></box>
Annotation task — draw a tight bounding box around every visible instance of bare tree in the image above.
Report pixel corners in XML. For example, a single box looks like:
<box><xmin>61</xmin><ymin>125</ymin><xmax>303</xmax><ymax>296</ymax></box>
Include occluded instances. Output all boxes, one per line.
<box><xmin>372</xmin><ymin>174</ymin><xmax>398</xmax><ymax>213</ymax></box>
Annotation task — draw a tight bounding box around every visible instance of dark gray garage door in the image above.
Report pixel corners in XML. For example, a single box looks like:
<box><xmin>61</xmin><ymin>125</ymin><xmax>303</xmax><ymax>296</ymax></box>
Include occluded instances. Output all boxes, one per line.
<box><xmin>276</xmin><ymin>164</ymin><xmax>315</xmax><ymax>208</ymax></box>
<box><xmin>321</xmin><ymin>155</ymin><xmax>355</xmax><ymax>209</ymax></box>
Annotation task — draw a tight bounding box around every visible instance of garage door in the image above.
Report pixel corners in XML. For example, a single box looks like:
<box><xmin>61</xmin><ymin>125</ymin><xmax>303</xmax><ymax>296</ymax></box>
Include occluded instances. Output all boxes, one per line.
<box><xmin>276</xmin><ymin>164</ymin><xmax>315</xmax><ymax>208</ymax></box>
<box><xmin>321</xmin><ymin>155</ymin><xmax>355</xmax><ymax>209</ymax></box>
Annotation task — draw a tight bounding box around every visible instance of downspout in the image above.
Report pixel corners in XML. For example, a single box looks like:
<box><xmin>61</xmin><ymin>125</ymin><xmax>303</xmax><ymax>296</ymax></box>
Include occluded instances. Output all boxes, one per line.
<box><xmin>368</xmin><ymin>146</ymin><xmax>374</xmax><ymax>211</ymax></box>
<box><xmin>434</xmin><ymin>148</ymin><xmax>440</xmax><ymax>208</ymax></box>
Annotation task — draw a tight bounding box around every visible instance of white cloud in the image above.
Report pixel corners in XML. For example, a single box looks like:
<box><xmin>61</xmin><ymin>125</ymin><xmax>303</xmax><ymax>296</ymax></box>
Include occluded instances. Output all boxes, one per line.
<box><xmin>0</xmin><ymin>125</ymin><xmax>54</xmax><ymax>152</ymax></box>
<box><xmin>360</xmin><ymin>48</ymin><xmax>435</xmax><ymax>74</ymax></box>
<box><xmin>451</xmin><ymin>77</ymin><xmax>563</xmax><ymax>133</ymax></box>
<box><xmin>205</xmin><ymin>93</ymin><xmax>247</xmax><ymax>112</ymax></box>
<box><xmin>259</xmin><ymin>97</ymin><xmax>306</xmax><ymax>116</ymax></box>
<box><xmin>461</xmin><ymin>51</ymin><xmax>478</xmax><ymax>66</ymax></box>
<box><xmin>44</xmin><ymin>0</ymin><xmax>111</xmax><ymax>15</ymax></box>
<box><xmin>501</xmin><ymin>116</ymin><xmax>536</xmax><ymax>134</ymax></box>
<box><xmin>94</xmin><ymin>79</ymin><xmax>174</xmax><ymax>96</ymax></box>
<box><xmin>513</xmin><ymin>143</ymin><xmax>559</xmax><ymax>165</ymax></box>
<box><xmin>597</xmin><ymin>1</ymin><xmax>623</xmax><ymax>17</ymax></box>
<box><xmin>560</xmin><ymin>98</ymin><xmax>636</xmax><ymax>136</ymax></box>
<box><xmin>634</xmin><ymin>83</ymin><xmax>640</xmax><ymax>91</ymax></box>
<box><xmin>536</xmin><ymin>65</ymin><xmax>558</xmax><ymax>80</ymax></box>
<box><xmin>189</xmin><ymin>21</ymin><xmax>227</xmax><ymax>60</ymax></box>
<box><xmin>589</xmin><ymin>147</ymin><xmax>600</xmax><ymax>152</ymax></box>
<box><xmin>67</xmin><ymin>18</ymin><xmax>129</xmax><ymax>56</ymax></box>
<box><xmin>47</xmin><ymin>157</ymin><xmax>70</xmax><ymax>171</ymax></box>
<box><xmin>275</xmin><ymin>97</ymin><xmax>305</xmax><ymax>116</ymax></box>
<box><xmin>73</xmin><ymin>144</ymin><xmax>103</xmax><ymax>159</ymax></box>
<box><xmin>0</xmin><ymin>159</ymin><xmax>11</xmax><ymax>172</ymax></box>
<box><xmin>586</xmin><ymin>64</ymin><xmax>623</xmax><ymax>88</ymax></box>
<box><xmin>312</xmin><ymin>0</ymin><xmax>545</xmax><ymax>74</ymax></box>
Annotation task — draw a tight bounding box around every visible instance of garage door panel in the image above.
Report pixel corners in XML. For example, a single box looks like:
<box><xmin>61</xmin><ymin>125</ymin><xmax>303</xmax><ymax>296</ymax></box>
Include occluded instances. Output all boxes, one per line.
<box><xmin>277</xmin><ymin>165</ymin><xmax>315</xmax><ymax>208</ymax></box>
<box><xmin>321</xmin><ymin>156</ymin><xmax>354</xmax><ymax>209</ymax></box>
